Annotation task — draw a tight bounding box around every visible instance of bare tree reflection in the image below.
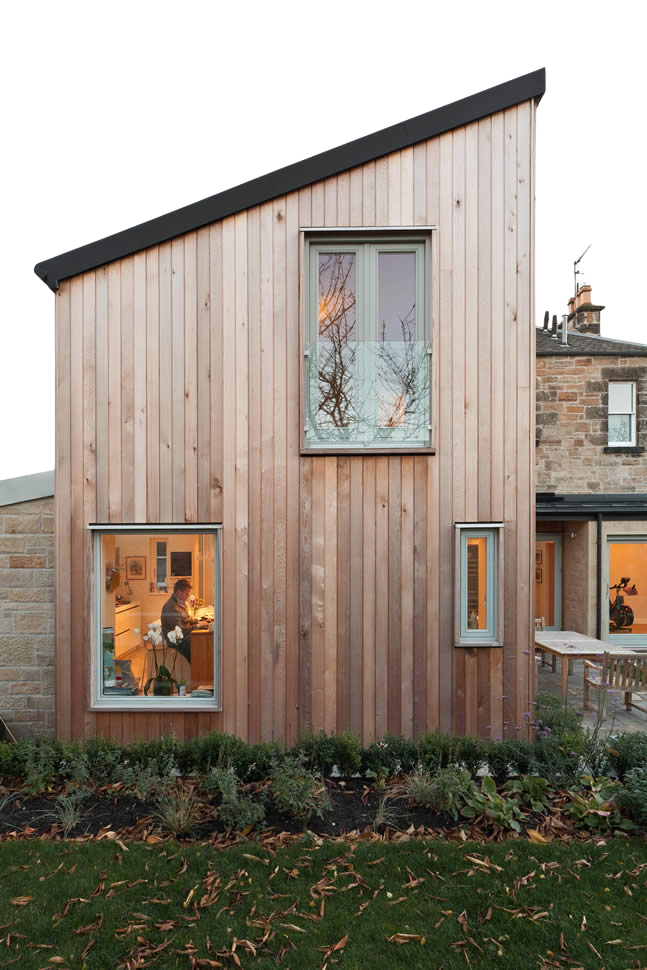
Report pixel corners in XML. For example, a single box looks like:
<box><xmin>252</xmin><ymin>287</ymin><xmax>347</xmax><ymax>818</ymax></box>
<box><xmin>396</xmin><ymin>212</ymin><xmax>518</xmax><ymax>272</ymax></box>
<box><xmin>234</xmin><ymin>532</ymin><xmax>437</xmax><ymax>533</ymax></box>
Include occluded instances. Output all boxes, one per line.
<box><xmin>317</xmin><ymin>254</ymin><xmax>357</xmax><ymax>429</ymax></box>
<box><xmin>307</xmin><ymin>256</ymin><xmax>429</xmax><ymax>442</ymax></box>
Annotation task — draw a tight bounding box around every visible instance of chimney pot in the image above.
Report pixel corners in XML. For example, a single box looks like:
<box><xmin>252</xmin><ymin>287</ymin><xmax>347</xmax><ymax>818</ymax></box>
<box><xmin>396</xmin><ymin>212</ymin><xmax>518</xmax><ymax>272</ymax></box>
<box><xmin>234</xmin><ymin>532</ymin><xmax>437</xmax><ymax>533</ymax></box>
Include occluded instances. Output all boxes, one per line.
<box><xmin>567</xmin><ymin>297</ymin><xmax>576</xmax><ymax>315</ymax></box>
<box><xmin>576</xmin><ymin>284</ymin><xmax>592</xmax><ymax>308</ymax></box>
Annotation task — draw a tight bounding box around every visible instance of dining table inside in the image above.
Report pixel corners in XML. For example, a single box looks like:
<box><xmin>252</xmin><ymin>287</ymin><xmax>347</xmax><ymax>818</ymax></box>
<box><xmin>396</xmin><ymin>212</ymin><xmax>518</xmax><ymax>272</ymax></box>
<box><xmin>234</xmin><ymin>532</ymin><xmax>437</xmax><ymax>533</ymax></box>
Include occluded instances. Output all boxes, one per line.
<box><xmin>534</xmin><ymin>630</ymin><xmax>641</xmax><ymax>699</ymax></box>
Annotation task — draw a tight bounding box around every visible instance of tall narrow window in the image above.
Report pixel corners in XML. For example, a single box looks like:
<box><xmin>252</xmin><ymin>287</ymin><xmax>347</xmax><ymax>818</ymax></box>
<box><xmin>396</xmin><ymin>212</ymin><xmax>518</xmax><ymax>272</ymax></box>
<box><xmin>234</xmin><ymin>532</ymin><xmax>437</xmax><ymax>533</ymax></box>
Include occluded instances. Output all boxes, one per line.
<box><xmin>305</xmin><ymin>236</ymin><xmax>430</xmax><ymax>449</ymax></box>
<box><xmin>608</xmin><ymin>382</ymin><xmax>636</xmax><ymax>446</ymax></box>
<box><xmin>455</xmin><ymin>524</ymin><xmax>503</xmax><ymax>645</ymax></box>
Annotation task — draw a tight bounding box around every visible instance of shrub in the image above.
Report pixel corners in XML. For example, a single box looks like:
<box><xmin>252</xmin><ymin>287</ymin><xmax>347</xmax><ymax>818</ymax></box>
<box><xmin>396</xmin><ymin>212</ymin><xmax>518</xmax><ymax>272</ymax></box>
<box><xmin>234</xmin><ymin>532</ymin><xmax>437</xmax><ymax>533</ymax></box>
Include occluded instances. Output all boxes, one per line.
<box><xmin>417</xmin><ymin>731</ymin><xmax>461</xmax><ymax>772</ymax></box>
<box><xmin>244</xmin><ymin>742</ymin><xmax>283</xmax><ymax>781</ymax></box>
<box><xmin>178</xmin><ymin>732</ymin><xmax>251</xmax><ymax>775</ymax></box>
<box><xmin>23</xmin><ymin>740</ymin><xmax>59</xmax><ymax>796</ymax></box>
<box><xmin>361</xmin><ymin>734</ymin><xmax>419</xmax><ymax>780</ymax></box>
<box><xmin>201</xmin><ymin>767</ymin><xmax>265</xmax><ymax>831</ymax></box>
<box><xmin>270</xmin><ymin>756</ymin><xmax>330</xmax><ymax>822</ymax></box>
<box><xmin>399</xmin><ymin>765</ymin><xmax>476</xmax><ymax>820</ymax></box>
<box><xmin>113</xmin><ymin>761</ymin><xmax>175</xmax><ymax>802</ymax></box>
<box><xmin>417</xmin><ymin>732</ymin><xmax>485</xmax><ymax>777</ymax></box>
<box><xmin>83</xmin><ymin>737</ymin><xmax>122</xmax><ymax>785</ymax></box>
<box><xmin>485</xmin><ymin>739</ymin><xmax>534</xmax><ymax>784</ymax></box>
<box><xmin>461</xmin><ymin>776</ymin><xmax>525</xmax><ymax>832</ymax></box>
<box><xmin>292</xmin><ymin>731</ymin><xmax>338</xmax><ymax>777</ymax></box>
<box><xmin>614</xmin><ymin>766</ymin><xmax>647</xmax><ymax>825</ymax></box>
<box><xmin>334</xmin><ymin>731</ymin><xmax>362</xmax><ymax>777</ymax></box>
<box><xmin>54</xmin><ymin>792</ymin><xmax>88</xmax><ymax>836</ymax></box>
<box><xmin>606</xmin><ymin>732</ymin><xmax>647</xmax><ymax>780</ymax></box>
<box><xmin>125</xmin><ymin>736</ymin><xmax>179</xmax><ymax>775</ymax></box>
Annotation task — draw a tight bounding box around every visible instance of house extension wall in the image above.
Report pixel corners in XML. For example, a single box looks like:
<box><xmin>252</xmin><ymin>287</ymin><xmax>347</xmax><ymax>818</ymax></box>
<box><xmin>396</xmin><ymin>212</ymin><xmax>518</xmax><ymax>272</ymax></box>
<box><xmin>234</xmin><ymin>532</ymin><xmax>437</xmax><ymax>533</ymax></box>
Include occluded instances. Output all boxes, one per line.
<box><xmin>536</xmin><ymin>356</ymin><xmax>647</xmax><ymax>492</ymax></box>
<box><xmin>0</xmin><ymin>497</ymin><xmax>55</xmax><ymax>737</ymax></box>
<box><xmin>55</xmin><ymin>99</ymin><xmax>537</xmax><ymax>746</ymax></box>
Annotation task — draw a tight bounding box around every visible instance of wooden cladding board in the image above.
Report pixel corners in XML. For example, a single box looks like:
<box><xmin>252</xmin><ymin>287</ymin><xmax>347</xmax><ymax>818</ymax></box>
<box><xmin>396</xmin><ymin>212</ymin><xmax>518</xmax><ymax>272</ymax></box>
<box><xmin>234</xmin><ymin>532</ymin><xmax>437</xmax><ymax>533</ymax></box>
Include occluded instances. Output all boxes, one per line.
<box><xmin>55</xmin><ymin>102</ymin><xmax>536</xmax><ymax>745</ymax></box>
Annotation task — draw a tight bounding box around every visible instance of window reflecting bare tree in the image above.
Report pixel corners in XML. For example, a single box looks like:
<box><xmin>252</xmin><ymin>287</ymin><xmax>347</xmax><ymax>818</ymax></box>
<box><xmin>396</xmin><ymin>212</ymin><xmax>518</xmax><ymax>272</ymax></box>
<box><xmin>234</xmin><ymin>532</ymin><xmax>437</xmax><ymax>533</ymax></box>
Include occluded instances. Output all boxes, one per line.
<box><xmin>317</xmin><ymin>253</ymin><xmax>357</xmax><ymax>429</ymax></box>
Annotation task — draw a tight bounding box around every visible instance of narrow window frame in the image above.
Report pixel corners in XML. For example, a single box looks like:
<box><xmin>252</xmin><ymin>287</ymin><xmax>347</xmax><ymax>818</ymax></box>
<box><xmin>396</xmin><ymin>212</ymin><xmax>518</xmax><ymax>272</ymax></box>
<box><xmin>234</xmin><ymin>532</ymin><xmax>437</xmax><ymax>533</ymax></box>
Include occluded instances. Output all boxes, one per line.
<box><xmin>301</xmin><ymin>230</ymin><xmax>434</xmax><ymax>455</ymax></box>
<box><xmin>607</xmin><ymin>381</ymin><xmax>636</xmax><ymax>447</ymax></box>
<box><xmin>89</xmin><ymin>524</ymin><xmax>222</xmax><ymax>712</ymax></box>
<box><xmin>454</xmin><ymin>523</ymin><xmax>504</xmax><ymax>647</ymax></box>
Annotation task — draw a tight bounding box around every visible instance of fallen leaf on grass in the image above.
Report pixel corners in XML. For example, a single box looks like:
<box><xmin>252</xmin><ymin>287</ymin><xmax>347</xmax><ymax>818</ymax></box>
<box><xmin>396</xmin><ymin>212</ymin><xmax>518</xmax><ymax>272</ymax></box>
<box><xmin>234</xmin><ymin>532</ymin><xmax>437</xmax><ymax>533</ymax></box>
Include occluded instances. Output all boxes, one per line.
<box><xmin>386</xmin><ymin>933</ymin><xmax>425</xmax><ymax>944</ymax></box>
<box><xmin>10</xmin><ymin>896</ymin><xmax>32</xmax><ymax>906</ymax></box>
<box><xmin>527</xmin><ymin>829</ymin><xmax>549</xmax><ymax>844</ymax></box>
<box><xmin>587</xmin><ymin>941</ymin><xmax>603</xmax><ymax>959</ymax></box>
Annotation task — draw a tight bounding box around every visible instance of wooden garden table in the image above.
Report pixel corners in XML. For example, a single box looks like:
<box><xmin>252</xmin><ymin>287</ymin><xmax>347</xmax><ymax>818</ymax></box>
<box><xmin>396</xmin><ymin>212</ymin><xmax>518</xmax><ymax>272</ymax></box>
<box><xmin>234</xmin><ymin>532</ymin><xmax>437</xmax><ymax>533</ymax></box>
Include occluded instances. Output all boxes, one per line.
<box><xmin>534</xmin><ymin>630</ymin><xmax>640</xmax><ymax>699</ymax></box>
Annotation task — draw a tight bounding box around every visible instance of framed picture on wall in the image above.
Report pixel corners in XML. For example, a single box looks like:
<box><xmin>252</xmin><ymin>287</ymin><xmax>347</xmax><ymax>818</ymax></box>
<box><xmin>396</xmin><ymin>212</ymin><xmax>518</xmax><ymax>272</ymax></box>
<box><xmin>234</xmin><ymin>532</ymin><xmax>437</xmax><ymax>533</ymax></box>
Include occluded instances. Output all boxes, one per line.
<box><xmin>536</xmin><ymin>550</ymin><xmax>543</xmax><ymax>565</ymax></box>
<box><xmin>126</xmin><ymin>556</ymin><xmax>147</xmax><ymax>580</ymax></box>
<box><xmin>535</xmin><ymin>567</ymin><xmax>543</xmax><ymax>584</ymax></box>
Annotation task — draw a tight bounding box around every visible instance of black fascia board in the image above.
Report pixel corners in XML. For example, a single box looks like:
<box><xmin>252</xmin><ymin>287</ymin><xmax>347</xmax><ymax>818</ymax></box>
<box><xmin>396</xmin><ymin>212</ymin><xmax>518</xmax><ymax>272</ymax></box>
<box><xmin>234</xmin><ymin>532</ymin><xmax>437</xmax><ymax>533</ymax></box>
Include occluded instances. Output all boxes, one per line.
<box><xmin>536</xmin><ymin>492</ymin><xmax>647</xmax><ymax>519</ymax></box>
<box><xmin>34</xmin><ymin>68</ymin><xmax>545</xmax><ymax>292</ymax></box>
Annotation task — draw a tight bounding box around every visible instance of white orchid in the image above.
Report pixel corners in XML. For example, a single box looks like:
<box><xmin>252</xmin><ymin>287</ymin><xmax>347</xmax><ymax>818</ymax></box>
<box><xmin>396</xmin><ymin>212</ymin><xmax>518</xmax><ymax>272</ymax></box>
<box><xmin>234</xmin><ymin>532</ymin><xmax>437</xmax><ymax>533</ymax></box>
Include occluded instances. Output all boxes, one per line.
<box><xmin>174</xmin><ymin>625</ymin><xmax>184</xmax><ymax>641</ymax></box>
<box><xmin>167</xmin><ymin>630</ymin><xmax>176</xmax><ymax>644</ymax></box>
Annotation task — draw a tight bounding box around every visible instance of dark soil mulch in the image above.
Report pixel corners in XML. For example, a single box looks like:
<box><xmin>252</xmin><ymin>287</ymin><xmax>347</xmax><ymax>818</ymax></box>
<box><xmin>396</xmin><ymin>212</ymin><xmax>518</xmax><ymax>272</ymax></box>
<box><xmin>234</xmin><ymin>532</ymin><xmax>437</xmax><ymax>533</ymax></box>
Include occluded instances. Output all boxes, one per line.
<box><xmin>0</xmin><ymin>778</ymin><xmax>458</xmax><ymax>841</ymax></box>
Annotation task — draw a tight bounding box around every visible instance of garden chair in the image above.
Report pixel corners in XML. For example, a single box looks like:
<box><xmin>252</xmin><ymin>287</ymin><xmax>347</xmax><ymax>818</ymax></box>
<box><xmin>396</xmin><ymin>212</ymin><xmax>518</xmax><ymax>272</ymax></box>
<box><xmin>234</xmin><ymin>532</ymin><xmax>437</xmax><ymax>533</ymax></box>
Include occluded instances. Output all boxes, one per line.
<box><xmin>583</xmin><ymin>651</ymin><xmax>647</xmax><ymax>720</ymax></box>
<box><xmin>534</xmin><ymin>616</ymin><xmax>556</xmax><ymax>671</ymax></box>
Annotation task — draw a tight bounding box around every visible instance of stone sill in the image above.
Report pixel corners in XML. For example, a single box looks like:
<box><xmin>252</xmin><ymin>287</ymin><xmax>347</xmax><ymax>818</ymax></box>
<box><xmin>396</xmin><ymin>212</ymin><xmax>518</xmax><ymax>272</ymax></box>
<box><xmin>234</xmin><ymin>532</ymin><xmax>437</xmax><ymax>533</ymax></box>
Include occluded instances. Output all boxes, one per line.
<box><xmin>603</xmin><ymin>446</ymin><xmax>644</xmax><ymax>455</ymax></box>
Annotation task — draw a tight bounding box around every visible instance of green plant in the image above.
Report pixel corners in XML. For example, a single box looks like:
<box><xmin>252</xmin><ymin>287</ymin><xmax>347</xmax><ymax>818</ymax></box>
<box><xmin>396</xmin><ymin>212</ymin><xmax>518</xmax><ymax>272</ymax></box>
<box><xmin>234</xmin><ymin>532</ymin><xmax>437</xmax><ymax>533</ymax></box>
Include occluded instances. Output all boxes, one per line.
<box><xmin>83</xmin><ymin>737</ymin><xmax>122</xmax><ymax>785</ymax></box>
<box><xmin>22</xmin><ymin>740</ymin><xmax>58</xmax><ymax>796</ymax></box>
<box><xmin>113</xmin><ymin>761</ymin><xmax>175</xmax><ymax>802</ymax></box>
<box><xmin>503</xmin><ymin>775</ymin><xmax>552</xmax><ymax>813</ymax></box>
<box><xmin>269</xmin><ymin>756</ymin><xmax>330</xmax><ymax>822</ymax></box>
<box><xmin>606</xmin><ymin>732</ymin><xmax>647</xmax><ymax>780</ymax></box>
<box><xmin>201</xmin><ymin>767</ymin><xmax>265</xmax><ymax>831</ymax></box>
<box><xmin>372</xmin><ymin>793</ymin><xmax>400</xmax><ymax>832</ymax></box>
<box><xmin>614</xmin><ymin>766</ymin><xmax>647</xmax><ymax>825</ymax></box>
<box><xmin>484</xmin><ymin>739</ymin><xmax>534</xmax><ymax>784</ymax></box>
<box><xmin>334</xmin><ymin>731</ymin><xmax>362</xmax><ymax>777</ymax></box>
<box><xmin>54</xmin><ymin>792</ymin><xmax>87</xmax><ymax>836</ymax></box>
<box><xmin>563</xmin><ymin>776</ymin><xmax>633</xmax><ymax>832</ymax></box>
<box><xmin>178</xmin><ymin>732</ymin><xmax>252</xmax><ymax>776</ymax></box>
<box><xmin>361</xmin><ymin>734</ymin><xmax>419</xmax><ymax>780</ymax></box>
<box><xmin>398</xmin><ymin>765</ymin><xmax>477</xmax><ymax>820</ymax></box>
<box><xmin>153</xmin><ymin>786</ymin><xmax>201</xmax><ymax>837</ymax></box>
<box><xmin>461</xmin><ymin>776</ymin><xmax>525</xmax><ymax>832</ymax></box>
<box><xmin>292</xmin><ymin>731</ymin><xmax>338</xmax><ymax>777</ymax></box>
<box><xmin>533</xmin><ymin>691</ymin><xmax>585</xmax><ymax>739</ymax></box>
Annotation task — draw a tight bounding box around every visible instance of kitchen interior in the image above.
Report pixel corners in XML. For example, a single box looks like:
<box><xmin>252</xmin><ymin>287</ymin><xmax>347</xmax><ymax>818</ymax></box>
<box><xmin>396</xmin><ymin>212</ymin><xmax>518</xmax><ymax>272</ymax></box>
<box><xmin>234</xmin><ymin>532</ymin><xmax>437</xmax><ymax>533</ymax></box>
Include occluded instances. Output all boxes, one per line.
<box><xmin>100</xmin><ymin>532</ymin><xmax>216</xmax><ymax>697</ymax></box>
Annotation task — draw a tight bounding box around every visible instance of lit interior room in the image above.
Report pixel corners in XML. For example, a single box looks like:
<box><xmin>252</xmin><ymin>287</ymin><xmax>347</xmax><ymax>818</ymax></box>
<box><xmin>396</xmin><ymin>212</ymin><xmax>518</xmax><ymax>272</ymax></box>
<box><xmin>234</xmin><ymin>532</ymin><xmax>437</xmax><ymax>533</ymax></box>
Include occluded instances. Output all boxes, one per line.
<box><xmin>100</xmin><ymin>532</ymin><xmax>216</xmax><ymax>699</ymax></box>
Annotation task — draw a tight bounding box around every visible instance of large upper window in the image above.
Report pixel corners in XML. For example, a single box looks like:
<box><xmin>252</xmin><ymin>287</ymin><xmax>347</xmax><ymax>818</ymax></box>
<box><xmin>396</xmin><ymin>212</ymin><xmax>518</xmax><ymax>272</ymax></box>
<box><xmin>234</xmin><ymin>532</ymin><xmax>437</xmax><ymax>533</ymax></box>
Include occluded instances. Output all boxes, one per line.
<box><xmin>304</xmin><ymin>236</ymin><xmax>431</xmax><ymax>449</ymax></box>
<box><xmin>608</xmin><ymin>381</ymin><xmax>636</xmax><ymax>446</ymax></box>
<box><xmin>92</xmin><ymin>527</ymin><xmax>220</xmax><ymax>709</ymax></box>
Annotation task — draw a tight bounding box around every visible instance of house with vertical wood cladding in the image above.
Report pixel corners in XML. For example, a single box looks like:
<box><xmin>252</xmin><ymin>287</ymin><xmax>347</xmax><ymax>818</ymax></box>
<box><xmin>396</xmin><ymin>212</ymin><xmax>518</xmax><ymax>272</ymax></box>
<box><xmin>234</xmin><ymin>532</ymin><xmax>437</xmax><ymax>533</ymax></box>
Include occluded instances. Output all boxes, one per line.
<box><xmin>33</xmin><ymin>68</ymin><xmax>545</xmax><ymax>746</ymax></box>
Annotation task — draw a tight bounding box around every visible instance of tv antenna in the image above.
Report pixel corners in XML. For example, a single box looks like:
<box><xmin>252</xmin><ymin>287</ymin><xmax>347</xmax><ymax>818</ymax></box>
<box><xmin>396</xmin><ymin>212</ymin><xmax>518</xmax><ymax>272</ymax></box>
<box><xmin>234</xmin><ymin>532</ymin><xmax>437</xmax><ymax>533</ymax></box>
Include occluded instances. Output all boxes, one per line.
<box><xmin>574</xmin><ymin>244</ymin><xmax>591</xmax><ymax>298</ymax></box>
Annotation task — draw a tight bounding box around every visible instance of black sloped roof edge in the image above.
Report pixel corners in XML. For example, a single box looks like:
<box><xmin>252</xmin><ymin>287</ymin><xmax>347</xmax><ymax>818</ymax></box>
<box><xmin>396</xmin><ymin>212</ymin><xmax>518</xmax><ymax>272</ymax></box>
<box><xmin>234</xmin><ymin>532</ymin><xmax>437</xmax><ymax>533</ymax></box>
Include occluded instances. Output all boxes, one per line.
<box><xmin>537</xmin><ymin>492</ymin><xmax>647</xmax><ymax>519</ymax></box>
<box><xmin>34</xmin><ymin>68</ymin><xmax>545</xmax><ymax>292</ymax></box>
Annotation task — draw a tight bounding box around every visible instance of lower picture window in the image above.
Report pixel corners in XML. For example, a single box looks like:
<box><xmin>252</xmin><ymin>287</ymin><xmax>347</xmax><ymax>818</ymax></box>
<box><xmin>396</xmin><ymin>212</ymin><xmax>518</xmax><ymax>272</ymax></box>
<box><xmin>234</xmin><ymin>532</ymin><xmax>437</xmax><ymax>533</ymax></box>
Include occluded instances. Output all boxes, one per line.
<box><xmin>455</xmin><ymin>523</ymin><xmax>503</xmax><ymax>645</ymax></box>
<box><xmin>608</xmin><ymin>538</ymin><xmax>647</xmax><ymax>642</ymax></box>
<box><xmin>93</xmin><ymin>527</ymin><xmax>219</xmax><ymax>707</ymax></box>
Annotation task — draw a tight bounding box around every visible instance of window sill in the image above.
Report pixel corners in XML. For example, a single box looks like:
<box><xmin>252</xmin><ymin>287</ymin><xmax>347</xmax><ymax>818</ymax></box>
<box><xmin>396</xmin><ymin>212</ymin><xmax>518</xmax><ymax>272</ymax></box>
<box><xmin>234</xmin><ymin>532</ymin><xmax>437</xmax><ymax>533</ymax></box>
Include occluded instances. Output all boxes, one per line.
<box><xmin>454</xmin><ymin>640</ymin><xmax>503</xmax><ymax>649</ymax></box>
<box><xmin>301</xmin><ymin>447</ymin><xmax>436</xmax><ymax>457</ymax></box>
<box><xmin>603</xmin><ymin>446</ymin><xmax>644</xmax><ymax>455</ymax></box>
<box><xmin>90</xmin><ymin>699</ymin><xmax>221</xmax><ymax>712</ymax></box>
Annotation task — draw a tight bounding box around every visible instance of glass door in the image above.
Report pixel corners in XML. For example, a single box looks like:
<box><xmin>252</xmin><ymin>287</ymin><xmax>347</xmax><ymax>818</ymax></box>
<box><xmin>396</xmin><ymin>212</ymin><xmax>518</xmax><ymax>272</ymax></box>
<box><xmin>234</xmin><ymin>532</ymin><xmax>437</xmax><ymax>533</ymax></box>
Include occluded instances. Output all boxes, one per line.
<box><xmin>535</xmin><ymin>535</ymin><xmax>562</xmax><ymax>631</ymax></box>
<box><xmin>607</xmin><ymin>538</ymin><xmax>647</xmax><ymax>646</ymax></box>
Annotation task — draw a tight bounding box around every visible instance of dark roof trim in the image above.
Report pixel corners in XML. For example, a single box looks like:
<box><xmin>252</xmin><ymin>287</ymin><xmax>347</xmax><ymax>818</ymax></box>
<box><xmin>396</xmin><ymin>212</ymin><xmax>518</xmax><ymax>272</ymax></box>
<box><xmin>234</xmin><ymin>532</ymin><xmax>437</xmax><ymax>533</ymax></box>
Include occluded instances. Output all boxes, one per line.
<box><xmin>537</xmin><ymin>492</ymin><xmax>647</xmax><ymax>519</ymax></box>
<box><xmin>35</xmin><ymin>69</ymin><xmax>545</xmax><ymax>292</ymax></box>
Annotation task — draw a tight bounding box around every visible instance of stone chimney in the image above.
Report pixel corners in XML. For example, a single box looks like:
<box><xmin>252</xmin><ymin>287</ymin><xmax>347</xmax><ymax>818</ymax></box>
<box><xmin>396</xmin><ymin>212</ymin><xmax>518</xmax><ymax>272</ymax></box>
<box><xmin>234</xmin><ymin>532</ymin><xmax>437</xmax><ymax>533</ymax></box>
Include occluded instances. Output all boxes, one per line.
<box><xmin>568</xmin><ymin>284</ymin><xmax>604</xmax><ymax>335</ymax></box>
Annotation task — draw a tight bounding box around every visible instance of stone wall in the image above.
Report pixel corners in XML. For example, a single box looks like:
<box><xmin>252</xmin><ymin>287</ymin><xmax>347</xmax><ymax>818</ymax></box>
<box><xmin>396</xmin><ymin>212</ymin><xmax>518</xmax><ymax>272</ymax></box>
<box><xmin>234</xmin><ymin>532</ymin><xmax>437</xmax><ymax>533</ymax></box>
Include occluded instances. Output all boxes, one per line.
<box><xmin>536</xmin><ymin>356</ymin><xmax>647</xmax><ymax>493</ymax></box>
<box><xmin>0</xmin><ymin>496</ymin><xmax>55</xmax><ymax>737</ymax></box>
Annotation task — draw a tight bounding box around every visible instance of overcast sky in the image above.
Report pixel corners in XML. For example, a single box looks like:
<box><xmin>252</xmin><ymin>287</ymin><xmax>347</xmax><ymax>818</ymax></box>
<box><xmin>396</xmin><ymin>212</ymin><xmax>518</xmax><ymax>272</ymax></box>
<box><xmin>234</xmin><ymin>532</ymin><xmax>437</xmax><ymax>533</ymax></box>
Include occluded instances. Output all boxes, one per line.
<box><xmin>536</xmin><ymin>105</ymin><xmax>647</xmax><ymax>343</ymax></box>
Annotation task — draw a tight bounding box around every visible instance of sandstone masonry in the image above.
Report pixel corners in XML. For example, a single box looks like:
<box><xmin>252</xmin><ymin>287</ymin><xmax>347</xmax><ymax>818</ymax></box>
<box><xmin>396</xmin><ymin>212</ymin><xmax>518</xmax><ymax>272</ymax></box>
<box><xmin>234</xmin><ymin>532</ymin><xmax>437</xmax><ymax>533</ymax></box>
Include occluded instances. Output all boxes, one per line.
<box><xmin>0</xmin><ymin>496</ymin><xmax>55</xmax><ymax>737</ymax></box>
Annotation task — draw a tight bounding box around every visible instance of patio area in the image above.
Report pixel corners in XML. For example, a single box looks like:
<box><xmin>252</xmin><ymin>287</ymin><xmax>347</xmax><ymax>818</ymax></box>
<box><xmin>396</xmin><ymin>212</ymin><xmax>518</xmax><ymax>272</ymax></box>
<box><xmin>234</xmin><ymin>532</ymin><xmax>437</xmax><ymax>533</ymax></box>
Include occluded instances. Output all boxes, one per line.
<box><xmin>536</xmin><ymin>655</ymin><xmax>647</xmax><ymax>737</ymax></box>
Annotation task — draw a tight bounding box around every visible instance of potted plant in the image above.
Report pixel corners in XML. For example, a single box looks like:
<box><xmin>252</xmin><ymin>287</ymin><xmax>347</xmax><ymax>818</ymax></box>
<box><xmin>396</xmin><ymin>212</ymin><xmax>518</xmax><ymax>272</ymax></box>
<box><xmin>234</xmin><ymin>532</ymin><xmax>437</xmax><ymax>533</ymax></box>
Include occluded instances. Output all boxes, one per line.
<box><xmin>143</xmin><ymin>622</ymin><xmax>184</xmax><ymax>696</ymax></box>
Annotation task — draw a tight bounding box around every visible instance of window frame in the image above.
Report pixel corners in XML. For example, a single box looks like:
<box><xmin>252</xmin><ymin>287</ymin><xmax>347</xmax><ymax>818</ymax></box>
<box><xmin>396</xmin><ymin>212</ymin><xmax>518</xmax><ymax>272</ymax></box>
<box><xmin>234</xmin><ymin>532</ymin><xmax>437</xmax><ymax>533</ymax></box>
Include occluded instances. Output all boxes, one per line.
<box><xmin>301</xmin><ymin>229</ymin><xmax>434</xmax><ymax>454</ymax></box>
<box><xmin>607</xmin><ymin>381</ymin><xmax>636</xmax><ymax>447</ymax></box>
<box><xmin>454</xmin><ymin>523</ymin><xmax>504</xmax><ymax>647</ymax></box>
<box><xmin>605</xmin><ymin>534</ymin><xmax>647</xmax><ymax>647</ymax></box>
<box><xmin>89</xmin><ymin>524</ymin><xmax>222</xmax><ymax>712</ymax></box>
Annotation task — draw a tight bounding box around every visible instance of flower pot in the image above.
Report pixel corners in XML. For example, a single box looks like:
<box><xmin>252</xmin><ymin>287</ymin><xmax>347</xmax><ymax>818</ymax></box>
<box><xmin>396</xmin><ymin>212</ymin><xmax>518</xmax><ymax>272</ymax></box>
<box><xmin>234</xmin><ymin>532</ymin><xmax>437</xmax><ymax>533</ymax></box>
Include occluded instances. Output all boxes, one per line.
<box><xmin>152</xmin><ymin>679</ymin><xmax>173</xmax><ymax>697</ymax></box>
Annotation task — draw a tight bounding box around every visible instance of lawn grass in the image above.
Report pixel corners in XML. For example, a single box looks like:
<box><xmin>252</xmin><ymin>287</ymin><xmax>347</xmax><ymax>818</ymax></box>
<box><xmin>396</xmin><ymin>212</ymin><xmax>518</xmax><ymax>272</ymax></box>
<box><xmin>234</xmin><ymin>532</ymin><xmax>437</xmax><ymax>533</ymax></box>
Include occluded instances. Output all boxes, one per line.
<box><xmin>0</xmin><ymin>836</ymin><xmax>646</xmax><ymax>969</ymax></box>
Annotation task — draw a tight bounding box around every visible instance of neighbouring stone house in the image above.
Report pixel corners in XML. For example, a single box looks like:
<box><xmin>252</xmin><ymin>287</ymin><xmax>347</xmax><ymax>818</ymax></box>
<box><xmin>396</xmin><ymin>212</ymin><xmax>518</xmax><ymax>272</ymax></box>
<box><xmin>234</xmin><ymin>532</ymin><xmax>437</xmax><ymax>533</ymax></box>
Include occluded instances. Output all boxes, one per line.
<box><xmin>535</xmin><ymin>286</ymin><xmax>647</xmax><ymax>644</ymax></box>
<box><xmin>0</xmin><ymin>472</ymin><xmax>55</xmax><ymax>737</ymax></box>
